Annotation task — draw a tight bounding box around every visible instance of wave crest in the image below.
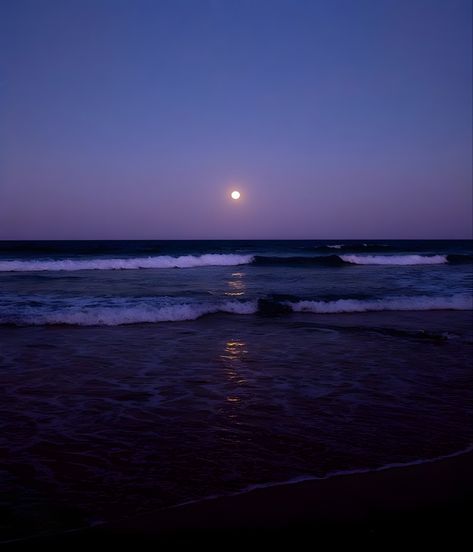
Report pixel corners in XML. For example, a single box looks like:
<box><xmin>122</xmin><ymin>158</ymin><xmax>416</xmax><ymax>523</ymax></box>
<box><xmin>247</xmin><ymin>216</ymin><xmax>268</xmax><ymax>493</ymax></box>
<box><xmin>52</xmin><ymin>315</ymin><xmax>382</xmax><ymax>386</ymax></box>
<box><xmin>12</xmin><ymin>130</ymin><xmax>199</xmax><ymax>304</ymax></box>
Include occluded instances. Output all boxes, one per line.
<box><xmin>289</xmin><ymin>295</ymin><xmax>472</xmax><ymax>313</ymax></box>
<box><xmin>340</xmin><ymin>254</ymin><xmax>448</xmax><ymax>265</ymax></box>
<box><xmin>0</xmin><ymin>254</ymin><xmax>254</xmax><ymax>272</ymax></box>
<box><xmin>1</xmin><ymin>252</ymin><xmax>469</xmax><ymax>272</ymax></box>
<box><xmin>311</xmin><ymin>243</ymin><xmax>395</xmax><ymax>253</ymax></box>
<box><xmin>0</xmin><ymin>300</ymin><xmax>258</xmax><ymax>326</ymax></box>
<box><xmin>1</xmin><ymin>294</ymin><xmax>471</xmax><ymax>326</ymax></box>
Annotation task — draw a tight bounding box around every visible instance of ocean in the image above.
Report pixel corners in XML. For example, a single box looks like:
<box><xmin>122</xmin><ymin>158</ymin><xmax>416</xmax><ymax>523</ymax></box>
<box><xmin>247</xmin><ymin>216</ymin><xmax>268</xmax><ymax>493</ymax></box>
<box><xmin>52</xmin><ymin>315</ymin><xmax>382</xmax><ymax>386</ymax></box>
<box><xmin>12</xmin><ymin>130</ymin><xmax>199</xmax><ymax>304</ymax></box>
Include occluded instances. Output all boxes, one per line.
<box><xmin>1</xmin><ymin>239</ymin><xmax>472</xmax><ymax>540</ymax></box>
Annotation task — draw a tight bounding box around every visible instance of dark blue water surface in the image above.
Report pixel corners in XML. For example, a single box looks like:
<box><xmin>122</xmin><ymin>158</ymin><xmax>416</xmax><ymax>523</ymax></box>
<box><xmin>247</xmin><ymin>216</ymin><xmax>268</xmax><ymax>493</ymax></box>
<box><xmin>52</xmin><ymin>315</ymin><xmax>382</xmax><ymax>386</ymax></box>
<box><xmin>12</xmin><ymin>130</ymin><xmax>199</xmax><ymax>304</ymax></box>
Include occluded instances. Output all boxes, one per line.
<box><xmin>0</xmin><ymin>240</ymin><xmax>472</xmax><ymax>542</ymax></box>
<box><xmin>0</xmin><ymin>240</ymin><xmax>471</xmax><ymax>325</ymax></box>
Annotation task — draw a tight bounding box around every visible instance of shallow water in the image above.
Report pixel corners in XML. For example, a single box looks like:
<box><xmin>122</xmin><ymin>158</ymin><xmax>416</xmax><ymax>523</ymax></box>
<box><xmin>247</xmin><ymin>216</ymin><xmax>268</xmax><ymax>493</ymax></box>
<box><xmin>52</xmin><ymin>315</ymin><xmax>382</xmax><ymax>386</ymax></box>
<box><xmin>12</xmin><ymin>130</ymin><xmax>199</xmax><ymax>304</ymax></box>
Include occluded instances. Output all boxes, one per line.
<box><xmin>1</xmin><ymin>310</ymin><xmax>472</xmax><ymax>541</ymax></box>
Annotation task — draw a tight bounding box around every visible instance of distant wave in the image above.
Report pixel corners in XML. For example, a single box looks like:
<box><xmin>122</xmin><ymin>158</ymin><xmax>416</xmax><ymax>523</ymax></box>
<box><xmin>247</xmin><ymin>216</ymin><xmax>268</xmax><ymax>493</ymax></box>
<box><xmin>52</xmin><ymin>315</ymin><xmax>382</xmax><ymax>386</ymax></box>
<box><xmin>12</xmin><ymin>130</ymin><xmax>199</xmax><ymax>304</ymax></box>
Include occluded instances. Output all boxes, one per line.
<box><xmin>1</xmin><ymin>294</ymin><xmax>470</xmax><ymax>326</ymax></box>
<box><xmin>0</xmin><ymin>254</ymin><xmax>254</xmax><ymax>272</ymax></box>
<box><xmin>311</xmin><ymin>243</ymin><xmax>395</xmax><ymax>253</ymax></box>
<box><xmin>0</xmin><ymin>252</ymin><xmax>470</xmax><ymax>272</ymax></box>
<box><xmin>288</xmin><ymin>294</ymin><xmax>472</xmax><ymax>314</ymax></box>
<box><xmin>252</xmin><ymin>254</ymin><xmax>458</xmax><ymax>267</ymax></box>
<box><xmin>340</xmin><ymin>254</ymin><xmax>448</xmax><ymax>265</ymax></box>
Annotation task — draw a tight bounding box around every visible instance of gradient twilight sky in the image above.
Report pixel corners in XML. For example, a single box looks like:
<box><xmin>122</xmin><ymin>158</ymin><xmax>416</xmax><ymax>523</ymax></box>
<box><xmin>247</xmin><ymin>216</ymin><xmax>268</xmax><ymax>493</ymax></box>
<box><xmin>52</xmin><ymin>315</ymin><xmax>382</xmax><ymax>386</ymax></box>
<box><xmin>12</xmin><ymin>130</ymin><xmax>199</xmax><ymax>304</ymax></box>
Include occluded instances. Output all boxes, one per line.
<box><xmin>0</xmin><ymin>0</ymin><xmax>471</xmax><ymax>240</ymax></box>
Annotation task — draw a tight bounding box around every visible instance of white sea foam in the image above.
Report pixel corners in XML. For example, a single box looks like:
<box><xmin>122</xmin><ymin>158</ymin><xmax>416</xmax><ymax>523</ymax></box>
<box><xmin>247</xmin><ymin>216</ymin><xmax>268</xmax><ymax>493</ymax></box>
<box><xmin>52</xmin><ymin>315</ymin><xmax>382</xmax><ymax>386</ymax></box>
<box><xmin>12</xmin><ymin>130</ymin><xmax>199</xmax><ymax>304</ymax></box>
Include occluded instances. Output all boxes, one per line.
<box><xmin>2</xmin><ymin>294</ymin><xmax>471</xmax><ymax>326</ymax></box>
<box><xmin>341</xmin><ymin>254</ymin><xmax>447</xmax><ymax>265</ymax></box>
<box><xmin>0</xmin><ymin>300</ymin><xmax>258</xmax><ymax>326</ymax></box>
<box><xmin>289</xmin><ymin>294</ymin><xmax>473</xmax><ymax>314</ymax></box>
<box><xmin>0</xmin><ymin>254</ymin><xmax>254</xmax><ymax>272</ymax></box>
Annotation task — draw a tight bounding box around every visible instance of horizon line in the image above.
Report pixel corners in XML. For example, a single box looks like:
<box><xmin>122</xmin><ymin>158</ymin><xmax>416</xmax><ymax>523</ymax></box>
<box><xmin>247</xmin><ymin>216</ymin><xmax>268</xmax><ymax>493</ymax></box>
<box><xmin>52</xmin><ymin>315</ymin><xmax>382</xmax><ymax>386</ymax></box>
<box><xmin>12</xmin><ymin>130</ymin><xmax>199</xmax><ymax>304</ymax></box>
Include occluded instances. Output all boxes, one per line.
<box><xmin>0</xmin><ymin>237</ymin><xmax>472</xmax><ymax>242</ymax></box>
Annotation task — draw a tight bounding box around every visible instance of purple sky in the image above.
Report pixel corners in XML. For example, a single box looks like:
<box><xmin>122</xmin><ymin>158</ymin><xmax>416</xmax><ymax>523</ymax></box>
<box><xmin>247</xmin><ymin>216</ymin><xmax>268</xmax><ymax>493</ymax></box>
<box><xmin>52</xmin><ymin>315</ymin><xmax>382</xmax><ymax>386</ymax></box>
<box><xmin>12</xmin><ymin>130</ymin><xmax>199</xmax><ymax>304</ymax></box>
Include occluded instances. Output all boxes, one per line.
<box><xmin>1</xmin><ymin>0</ymin><xmax>471</xmax><ymax>239</ymax></box>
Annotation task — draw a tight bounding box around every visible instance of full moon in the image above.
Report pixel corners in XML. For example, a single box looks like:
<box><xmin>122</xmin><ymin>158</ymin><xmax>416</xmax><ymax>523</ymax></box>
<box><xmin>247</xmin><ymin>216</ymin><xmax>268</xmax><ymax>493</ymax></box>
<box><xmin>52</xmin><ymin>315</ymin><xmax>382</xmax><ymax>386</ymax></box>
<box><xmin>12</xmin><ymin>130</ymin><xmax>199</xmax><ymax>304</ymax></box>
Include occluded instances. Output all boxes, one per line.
<box><xmin>231</xmin><ymin>190</ymin><xmax>241</xmax><ymax>200</ymax></box>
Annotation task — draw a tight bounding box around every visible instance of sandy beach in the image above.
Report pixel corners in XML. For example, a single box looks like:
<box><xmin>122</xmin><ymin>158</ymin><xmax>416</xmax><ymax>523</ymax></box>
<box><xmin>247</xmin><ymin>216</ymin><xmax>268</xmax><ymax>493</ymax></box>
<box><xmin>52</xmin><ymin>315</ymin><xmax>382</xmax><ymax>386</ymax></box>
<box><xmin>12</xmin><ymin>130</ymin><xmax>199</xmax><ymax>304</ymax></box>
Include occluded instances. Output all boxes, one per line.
<box><xmin>11</xmin><ymin>448</ymin><xmax>472</xmax><ymax>546</ymax></box>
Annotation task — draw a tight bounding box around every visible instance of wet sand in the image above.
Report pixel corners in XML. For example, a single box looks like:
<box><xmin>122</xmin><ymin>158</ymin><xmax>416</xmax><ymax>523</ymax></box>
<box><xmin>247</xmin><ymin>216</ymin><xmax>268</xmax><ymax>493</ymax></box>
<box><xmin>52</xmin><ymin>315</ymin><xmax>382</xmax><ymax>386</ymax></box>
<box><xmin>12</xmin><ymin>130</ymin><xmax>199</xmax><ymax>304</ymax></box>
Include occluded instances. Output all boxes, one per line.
<box><xmin>16</xmin><ymin>449</ymin><xmax>473</xmax><ymax>545</ymax></box>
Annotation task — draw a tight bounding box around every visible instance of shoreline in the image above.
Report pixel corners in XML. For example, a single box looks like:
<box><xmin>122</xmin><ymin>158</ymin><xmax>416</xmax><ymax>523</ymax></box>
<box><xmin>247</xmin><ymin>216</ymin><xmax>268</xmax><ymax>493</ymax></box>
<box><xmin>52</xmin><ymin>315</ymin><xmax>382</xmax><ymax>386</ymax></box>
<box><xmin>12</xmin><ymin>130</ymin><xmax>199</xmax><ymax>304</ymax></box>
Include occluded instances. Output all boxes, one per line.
<box><xmin>13</xmin><ymin>448</ymin><xmax>473</xmax><ymax>545</ymax></box>
<box><xmin>2</xmin><ymin>309</ymin><xmax>471</xmax><ymax>545</ymax></box>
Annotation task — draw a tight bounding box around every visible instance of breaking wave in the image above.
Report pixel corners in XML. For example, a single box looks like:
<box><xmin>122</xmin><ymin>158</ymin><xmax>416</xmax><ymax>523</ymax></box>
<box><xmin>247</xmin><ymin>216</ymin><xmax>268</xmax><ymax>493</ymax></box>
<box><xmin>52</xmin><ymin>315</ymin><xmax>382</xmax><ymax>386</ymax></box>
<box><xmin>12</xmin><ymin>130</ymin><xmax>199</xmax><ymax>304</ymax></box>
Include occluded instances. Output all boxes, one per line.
<box><xmin>0</xmin><ymin>253</ymin><xmax>473</xmax><ymax>272</ymax></box>
<box><xmin>340</xmin><ymin>254</ymin><xmax>448</xmax><ymax>265</ymax></box>
<box><xmin>1</xmin><ymin>294</ymin><xmax>470</xmax><ymax>326</ymax></box>
<box><xmin>252</xmin><ymin>254</ymin><xmax>461</xmax><ymax>267</ymax></box>
<box><xmin>0</xmin><ymin>253</ymin><xmax>470</xmax><ymax>272</ymax></box>
<box><xmin>289</xmin><ymin>294</ymin><xmax>472</xmax><ymax>314</ymax></box>
<box><xmin>0</xmin><ymin>300</ymin><xmax>258</xmax><ymax>326</ymax></box>
<box><xmin>0</xmin><ymin>254</ymin><xmax>254</xmax><ymax>272</ymax></box>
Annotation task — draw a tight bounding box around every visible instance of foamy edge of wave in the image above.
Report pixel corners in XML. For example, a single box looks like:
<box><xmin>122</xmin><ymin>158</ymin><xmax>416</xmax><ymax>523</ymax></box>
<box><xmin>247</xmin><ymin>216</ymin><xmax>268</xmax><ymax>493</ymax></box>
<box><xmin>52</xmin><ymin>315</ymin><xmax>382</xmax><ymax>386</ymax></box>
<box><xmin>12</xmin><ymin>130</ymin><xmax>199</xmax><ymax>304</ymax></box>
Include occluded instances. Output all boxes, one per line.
<box><xmin>239</xmin><ymin>443</ymin><xmax>473</xmax><ymax>495</ymax></box>
<box><xmin>0</xmin><ymin>254</ymin><xmax>254</xmax><ymax>272</ymax></box>
<box><xmin>289</xmin><ymin>295</ymin><xmax>473</xmax><ymax>313</ymax></box>
<box><xmin>8</xmin><ymin>443</ymin><xmax>473</xmax><ymax>542</ymax></box>
<box><xmin>1</xmin><ymin>300</ymin><xmax>258</xmax><ymax>326</ymax></box>
<box><xmin>1</xmin><ymin>294</ymin><xmax>471</xmax><ymax>326</ymax></box>
<box><xmin>341</xmin><ymin>254</ymin><xmax>447</xmax><ymax>265</ymax></box>
<box><xmin>156</xmin><ymin>443</ymin><xmax>473</xmax><ymax>514</ymax></box>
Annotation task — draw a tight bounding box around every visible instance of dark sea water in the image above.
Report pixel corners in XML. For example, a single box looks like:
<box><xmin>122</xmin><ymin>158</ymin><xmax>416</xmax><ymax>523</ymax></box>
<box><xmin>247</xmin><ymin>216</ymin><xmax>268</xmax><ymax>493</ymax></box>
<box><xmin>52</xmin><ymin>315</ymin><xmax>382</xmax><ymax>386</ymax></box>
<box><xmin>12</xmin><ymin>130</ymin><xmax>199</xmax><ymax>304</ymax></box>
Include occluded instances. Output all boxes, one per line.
<box><xmin>0</xmin><ymin>239</ymin><xmax>472</xmax><ymax>325</ymax></box>
<box><xmin>0</xmin><ymin>240</ymin><xmax>472</xmax><ymax>541</ymax></box>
